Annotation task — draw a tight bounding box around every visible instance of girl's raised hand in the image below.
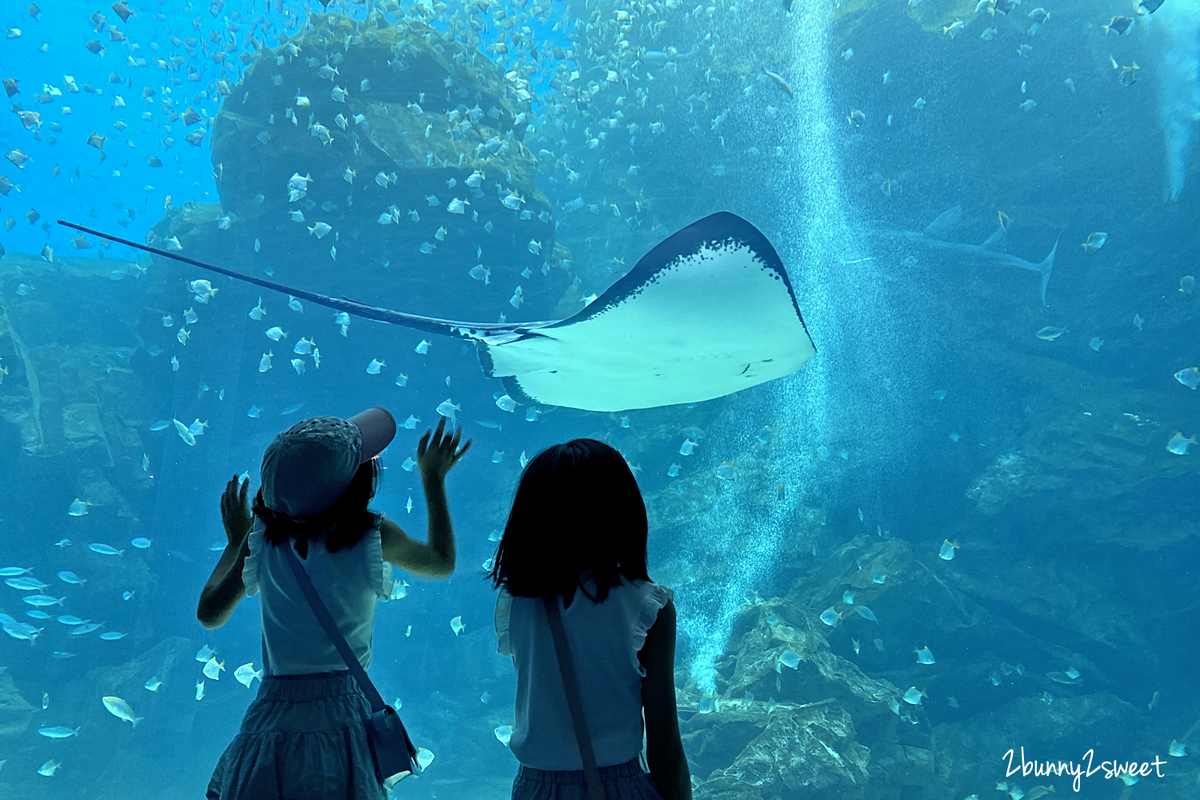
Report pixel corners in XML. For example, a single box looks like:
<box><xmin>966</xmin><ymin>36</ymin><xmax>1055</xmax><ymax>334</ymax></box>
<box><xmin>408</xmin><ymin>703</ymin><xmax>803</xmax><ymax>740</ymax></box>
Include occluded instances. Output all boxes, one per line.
<box><xmin>417</xmin><ymin>417</ymin><xmax>471</xmax><ymax>482</ymax></box>
<box><xmin>220</xmin><ymin>474</ymin><xmax>253</xmax><ymax>545</ymax></box>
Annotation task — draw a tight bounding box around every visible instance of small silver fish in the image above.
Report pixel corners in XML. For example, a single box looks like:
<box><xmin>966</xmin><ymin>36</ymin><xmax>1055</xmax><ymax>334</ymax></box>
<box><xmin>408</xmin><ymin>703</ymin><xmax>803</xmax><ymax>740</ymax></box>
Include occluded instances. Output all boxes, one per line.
<box><xmin>761</xmin><ymin>67</ymin><xmax>793</xmax><ymax>97</ymax></box>
<box><xmin>310</xmin><ymin>124</ymin><xmax>332</xmax><ymax>145</ymax></box>
<box><xmin>1174</xmin><ymin>367</ymin><xmax>1200</xmax><ymax>390</ymax></box>
<box><xmin>1167</xmin><ymin>432</ymin><xmax>1195</xmax><ymax>455</ymax></box>
<box><xmin>202</xmin><ymin>657</ymin><xmax>225</xmax><ymax>680</ymax></box>
<box><xmin>102</xmin><ymin>696</ymin><xmax>144</xmax><ymax>727</ymax></box>
<box><xmin>234</xmin><ymin>662</ymin><xmax>263</xmax><ymax>688</ymax></box>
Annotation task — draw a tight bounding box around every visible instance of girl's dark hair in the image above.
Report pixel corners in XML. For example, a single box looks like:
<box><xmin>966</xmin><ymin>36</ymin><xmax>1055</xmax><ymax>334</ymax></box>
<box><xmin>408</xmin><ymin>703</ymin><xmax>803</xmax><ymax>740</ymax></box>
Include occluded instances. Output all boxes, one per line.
<box><xmin>487</xmin><ymin>438</ymin><xmax>649</xmax><ymax>603</ymax></box>
<box><xmin>254</xmin><ymin>458</ymin><xmax>380</xmax><ymax>553</ymax></box>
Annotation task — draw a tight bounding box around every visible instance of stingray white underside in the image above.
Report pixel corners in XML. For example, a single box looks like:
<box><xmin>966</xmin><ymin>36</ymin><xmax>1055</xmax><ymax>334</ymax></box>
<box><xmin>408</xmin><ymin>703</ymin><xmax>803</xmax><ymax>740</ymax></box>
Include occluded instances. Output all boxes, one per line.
<box><xmin>480</xmin><ymin>237</ymin><xmax>815</xmax><ymax>412</ymax></box>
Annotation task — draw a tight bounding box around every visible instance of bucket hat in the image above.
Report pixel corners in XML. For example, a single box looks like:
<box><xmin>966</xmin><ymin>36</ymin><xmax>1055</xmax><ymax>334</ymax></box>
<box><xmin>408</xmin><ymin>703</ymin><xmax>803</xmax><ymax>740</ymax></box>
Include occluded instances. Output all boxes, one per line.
<box><xmin>260</xmin><ymin>406</ymin><xmax>396</xmax><ymax>518</ymax></box>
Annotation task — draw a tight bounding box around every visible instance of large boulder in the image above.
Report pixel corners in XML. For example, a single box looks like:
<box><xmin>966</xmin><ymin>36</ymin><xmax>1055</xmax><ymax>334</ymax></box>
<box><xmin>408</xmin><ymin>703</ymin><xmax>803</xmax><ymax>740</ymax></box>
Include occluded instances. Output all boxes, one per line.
<box><xmin>0</xmin><ymin>669</ymin><xmax>35</xmax><ymax>738</ymax></box>
<box><xmin>675</xmin><ymin>530</ymin><xmax>1195</xmax><ymax>799</ymax></box>
<box><xmin>963</xmin><ymin>349</ymin><xmax>1197</xmax><ymax>516</ymax></box>
<box><xmin>155</xmin><ymin>10</ymin><xmax>559</xmax><ymax>323</ymax></box>
<box><xmin>0</xmin><ymin>253</ymin><xmax>152</xmax><ymax>553</ymax></box>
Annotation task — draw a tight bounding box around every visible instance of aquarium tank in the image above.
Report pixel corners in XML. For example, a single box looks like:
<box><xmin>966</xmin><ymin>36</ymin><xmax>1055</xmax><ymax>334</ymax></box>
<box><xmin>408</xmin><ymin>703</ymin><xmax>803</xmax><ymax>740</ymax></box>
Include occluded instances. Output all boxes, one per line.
<box><xmin>0</xmin><ymin>0</ymin><xmax>1197</xmax><ymax>797</ymax></box>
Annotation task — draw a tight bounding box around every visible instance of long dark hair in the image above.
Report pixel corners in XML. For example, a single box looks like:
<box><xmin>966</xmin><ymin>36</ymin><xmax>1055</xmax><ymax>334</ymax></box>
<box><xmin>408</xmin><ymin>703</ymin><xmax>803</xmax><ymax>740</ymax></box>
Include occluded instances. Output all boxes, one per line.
<box><xmin>486</xmin><ymin>439</ymin><xmax>650</xmax><ymax>603</ymax></box>
<box><xmin>254</xmin><ymin>459</ymin><xmax>381</xmax><ymax>553</ymax></box>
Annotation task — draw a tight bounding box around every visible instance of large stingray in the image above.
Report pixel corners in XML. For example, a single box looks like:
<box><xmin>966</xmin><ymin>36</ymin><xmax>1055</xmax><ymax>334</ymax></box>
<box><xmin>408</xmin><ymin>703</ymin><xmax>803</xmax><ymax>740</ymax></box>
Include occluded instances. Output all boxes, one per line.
<box><xmin>59</xmin><ymin>212</ymin><xmax>815</xmax><ymax>412</ymax></box>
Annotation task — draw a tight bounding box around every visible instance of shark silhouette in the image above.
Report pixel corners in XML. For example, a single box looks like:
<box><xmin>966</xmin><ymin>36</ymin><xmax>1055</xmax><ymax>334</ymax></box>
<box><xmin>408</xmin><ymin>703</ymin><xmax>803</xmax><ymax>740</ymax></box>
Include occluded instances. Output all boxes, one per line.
<box><xmin>861</xmin><ymin>206</ymin><xmax>1060</xmax><ymax>305</ymax></box>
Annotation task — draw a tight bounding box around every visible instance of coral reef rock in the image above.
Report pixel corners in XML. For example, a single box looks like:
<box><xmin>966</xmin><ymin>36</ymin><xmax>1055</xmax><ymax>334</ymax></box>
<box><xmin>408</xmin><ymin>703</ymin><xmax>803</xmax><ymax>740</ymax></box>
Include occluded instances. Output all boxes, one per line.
<box><xmin>162</xmin><ymin>11</ymin><xmax>559</xmax><ymax>322</ymax></box>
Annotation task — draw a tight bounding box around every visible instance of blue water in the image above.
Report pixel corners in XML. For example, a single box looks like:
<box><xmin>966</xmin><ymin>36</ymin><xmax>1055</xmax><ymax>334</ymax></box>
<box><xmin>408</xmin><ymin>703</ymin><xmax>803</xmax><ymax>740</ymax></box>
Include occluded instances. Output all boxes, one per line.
<box><xmin>0</xmin><ymin>0</ymin><xmax>1197</xmax><ymax>798</ymax></box>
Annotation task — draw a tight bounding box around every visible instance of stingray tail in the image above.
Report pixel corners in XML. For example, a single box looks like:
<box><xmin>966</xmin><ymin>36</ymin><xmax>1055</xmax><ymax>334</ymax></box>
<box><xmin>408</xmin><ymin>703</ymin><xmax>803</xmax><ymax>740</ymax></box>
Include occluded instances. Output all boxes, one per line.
<box><xmin>1037</xmin><ymin>235</ymin><xmax>1060</xmax><ymax>305</ymax></box>
<box><xmin>54</xmin><ymin>219</ymin><xmax>555</xmax><ymax>339</ymax></box>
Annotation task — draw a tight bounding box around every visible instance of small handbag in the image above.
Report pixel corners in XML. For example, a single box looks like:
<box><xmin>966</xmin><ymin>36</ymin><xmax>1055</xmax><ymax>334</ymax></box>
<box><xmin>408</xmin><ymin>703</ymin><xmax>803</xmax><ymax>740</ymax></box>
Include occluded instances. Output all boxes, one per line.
<box><xmin>543</xmin><ymin>594</ymin><xmax>607</xmax><ymax>800</ymax></box>
<box><xmin>282</xmin><ymin>541</ymin><xmax>420</xmax><ymax>789</ymax></box>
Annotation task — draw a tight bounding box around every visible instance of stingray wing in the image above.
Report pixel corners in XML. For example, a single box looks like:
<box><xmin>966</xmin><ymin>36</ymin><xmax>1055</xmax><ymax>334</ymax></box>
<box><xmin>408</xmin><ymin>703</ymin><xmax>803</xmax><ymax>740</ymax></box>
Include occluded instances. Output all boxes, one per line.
<box><xmin>57</xmin><ymin>215</ymin><xmax>816</xmax><ymax>414</ymax></box>
<box><xmin>478</xmin><ymin>211</ymin><xmax>815</xmax><ymax>412</ymax></box>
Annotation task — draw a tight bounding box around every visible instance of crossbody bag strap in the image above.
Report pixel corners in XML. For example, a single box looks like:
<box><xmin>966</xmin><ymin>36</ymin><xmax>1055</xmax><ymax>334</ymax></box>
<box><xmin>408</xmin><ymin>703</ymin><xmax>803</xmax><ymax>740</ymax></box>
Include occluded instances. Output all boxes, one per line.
<box><xmin>542</xmin><ymin>595</ymin><xmax>606</xmax><ymax>800</ymax></box>
<box><xmin>281</xmin><ymin>540</ymin><xmax>386</xmax><ymax>713</ymax></box>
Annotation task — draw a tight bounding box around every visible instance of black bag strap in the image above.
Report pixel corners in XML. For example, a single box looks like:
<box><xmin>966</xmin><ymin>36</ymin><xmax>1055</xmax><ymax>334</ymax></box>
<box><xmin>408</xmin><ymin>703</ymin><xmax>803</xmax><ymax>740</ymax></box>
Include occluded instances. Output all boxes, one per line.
<box><xmin>542</xmin><ymin>594</ymin><xmax>606</xmax><ymax>800</ymax></box>
<box><xmin>281</xmin><ymin>540</ymin><xmax>386</xmax><ymax>713</ymax></box>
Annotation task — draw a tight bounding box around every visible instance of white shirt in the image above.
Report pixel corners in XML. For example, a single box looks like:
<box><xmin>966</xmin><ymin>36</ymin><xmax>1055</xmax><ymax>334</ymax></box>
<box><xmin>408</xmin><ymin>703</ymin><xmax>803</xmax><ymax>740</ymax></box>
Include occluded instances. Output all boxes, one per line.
<box><xmin>242</xmin><ymin>517</ymin><xmax>393</xmax><ymax>676</ymax></box>
<box><xmin>495</xmin><ymin>575</ymin><xmax>673</xmax><ymax>770</ymax></box>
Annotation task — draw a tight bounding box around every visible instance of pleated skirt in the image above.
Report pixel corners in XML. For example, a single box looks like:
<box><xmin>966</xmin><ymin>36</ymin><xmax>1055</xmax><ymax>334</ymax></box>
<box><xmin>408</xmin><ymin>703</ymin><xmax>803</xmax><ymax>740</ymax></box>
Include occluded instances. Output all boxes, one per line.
<box><xmin>512</xmin><ymin>758</ymin><xmax>666</xmax><ymax>800</ymax></box>
<box><xmin>206</xmin><ymin>671</ymin><xmax>384</xmax><ymax>800</ymax></box>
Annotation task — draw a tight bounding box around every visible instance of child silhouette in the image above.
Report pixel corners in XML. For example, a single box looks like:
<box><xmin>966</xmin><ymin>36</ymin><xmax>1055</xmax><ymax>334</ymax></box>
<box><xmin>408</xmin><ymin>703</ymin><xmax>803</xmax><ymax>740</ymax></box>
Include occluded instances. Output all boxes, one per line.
<box><xmin>489</xmin><ymin>438</ymin><xmax>691</xmax><ymax>800</ymax></box>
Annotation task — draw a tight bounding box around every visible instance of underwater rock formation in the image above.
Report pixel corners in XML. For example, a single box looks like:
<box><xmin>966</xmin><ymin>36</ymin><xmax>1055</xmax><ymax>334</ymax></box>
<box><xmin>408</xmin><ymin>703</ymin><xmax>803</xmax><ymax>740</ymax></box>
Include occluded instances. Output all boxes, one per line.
<box><xmin>964</xmin><ymin>353</ymin><xmax>1197</xmax><ymax>516</ymax></box>
<box><xmin>693</xmin><ymin>700</ymin><xmax>871</xmax><ymax>800</ymax></box>
<box><xmin>0</xmin><ymin>299</ymin><xmax>43</xmax><ymax>455</ymax></box>
<box><xmin>0</xmin><ymin>254</ymin><xmax>152</xmax><ymax>540</ymax></box>
<box><xmin>150</xmin><ymin>11</ymin><xmax>558</xmax><ymax>323</ymax></box>
<box><xmin>0</xmin><ymin>637</ymin><xmax>197</xmax><ymax>798</ymax></box>
<box><xmin>676</xmin><ymin>531</ymin><xmax>1194</xmax><ymax>799</ymax></box>
<box><xmin>0</xmin><ymin>669</ymin><xmax>36</xmax><ymax>738</ymax></box>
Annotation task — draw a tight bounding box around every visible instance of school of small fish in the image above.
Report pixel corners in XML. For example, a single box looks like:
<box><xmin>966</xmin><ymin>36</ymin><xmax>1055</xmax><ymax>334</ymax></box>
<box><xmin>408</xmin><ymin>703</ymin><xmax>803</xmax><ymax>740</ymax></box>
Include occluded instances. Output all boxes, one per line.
<box><xmin>0</xmin><ymin>0</ymin><xmax>1192</xmax><ymax>789</ymax></box>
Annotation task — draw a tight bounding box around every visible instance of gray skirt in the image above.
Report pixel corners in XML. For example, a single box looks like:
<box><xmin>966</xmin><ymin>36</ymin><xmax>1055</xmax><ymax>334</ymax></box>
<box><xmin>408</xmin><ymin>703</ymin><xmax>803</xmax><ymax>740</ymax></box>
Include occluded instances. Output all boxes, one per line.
<box><xmin>512</xmin><ymin>758</ymin><xmax>665</xmax><ymax>800</ymax></box>
<box><xmin>207</xmin><ymin>671</ymin><xmax>384</xmax><ymax>800</ymax></box>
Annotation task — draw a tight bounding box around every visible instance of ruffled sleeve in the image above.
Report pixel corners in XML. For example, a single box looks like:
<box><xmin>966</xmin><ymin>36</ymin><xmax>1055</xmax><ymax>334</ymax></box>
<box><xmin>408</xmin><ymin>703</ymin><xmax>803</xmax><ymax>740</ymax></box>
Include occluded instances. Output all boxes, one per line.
<box><xmin>631</xmin><ymin>582</ymin><xmax>673</xmax><ymax>677</ymax></box>
<box><xmin>494</xmin><ymin>589</ymin><xmax>514</xmax><ymax>656</ymax></box>
<box><xmin>241</xmin><ymin>519</ymin><xmax>265</xmax><ymax>597</ymax></box>
<box><xmin>368</xmin><ymin>515</ymin><xmax>394</xmax><ymax>600</ymax></box>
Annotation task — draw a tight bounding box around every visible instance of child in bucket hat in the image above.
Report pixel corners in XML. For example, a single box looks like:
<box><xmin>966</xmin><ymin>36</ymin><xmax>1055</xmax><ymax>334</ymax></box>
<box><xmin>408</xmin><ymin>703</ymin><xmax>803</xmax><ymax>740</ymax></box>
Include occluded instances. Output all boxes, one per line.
<box><xmin>198</xmin><ymin>409</ymin><xmax>469</xmax><ymax>800</ymax></box>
